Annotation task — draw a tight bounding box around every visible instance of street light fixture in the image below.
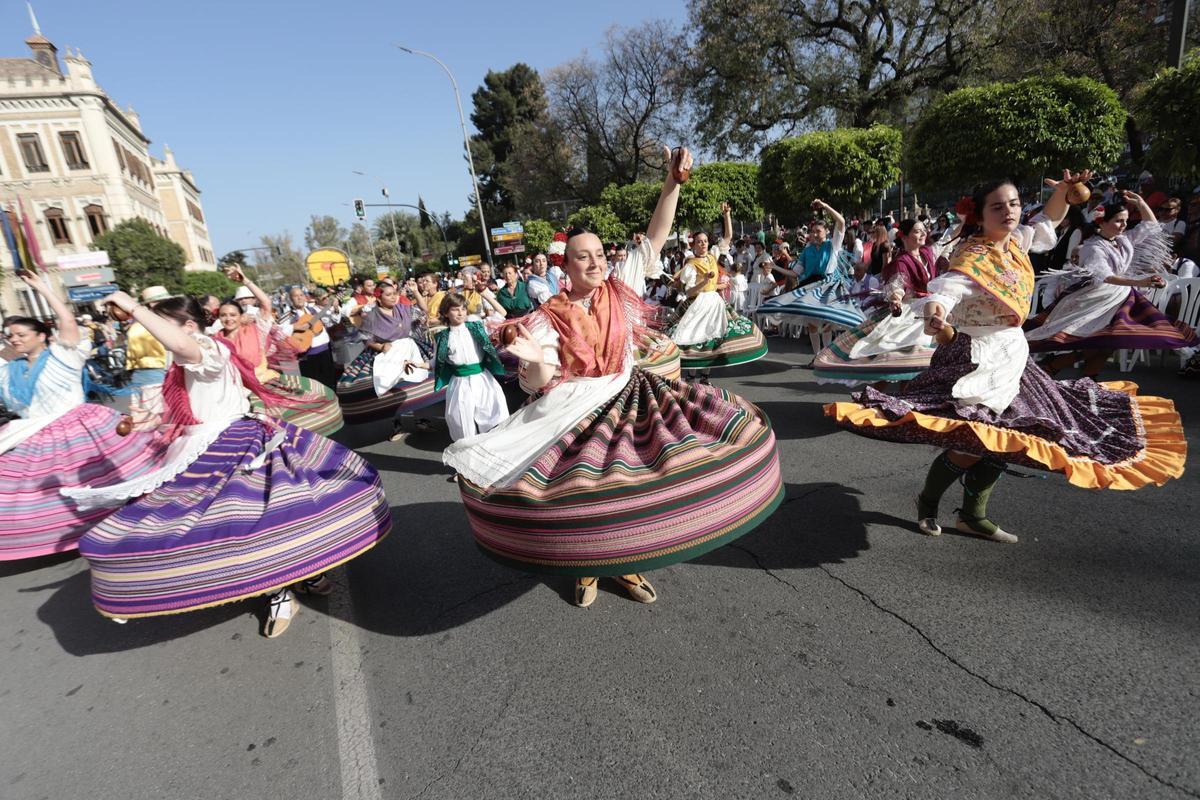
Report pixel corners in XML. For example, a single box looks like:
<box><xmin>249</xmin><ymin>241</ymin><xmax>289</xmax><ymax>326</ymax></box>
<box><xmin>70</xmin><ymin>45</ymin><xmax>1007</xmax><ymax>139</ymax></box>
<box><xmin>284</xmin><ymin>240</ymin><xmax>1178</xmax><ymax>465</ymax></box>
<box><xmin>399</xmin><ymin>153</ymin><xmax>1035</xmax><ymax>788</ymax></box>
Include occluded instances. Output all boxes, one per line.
<box><xmin>395</xmin><ymin>44</ymin><xmax>493</xmax><ymax>268</ymax></box>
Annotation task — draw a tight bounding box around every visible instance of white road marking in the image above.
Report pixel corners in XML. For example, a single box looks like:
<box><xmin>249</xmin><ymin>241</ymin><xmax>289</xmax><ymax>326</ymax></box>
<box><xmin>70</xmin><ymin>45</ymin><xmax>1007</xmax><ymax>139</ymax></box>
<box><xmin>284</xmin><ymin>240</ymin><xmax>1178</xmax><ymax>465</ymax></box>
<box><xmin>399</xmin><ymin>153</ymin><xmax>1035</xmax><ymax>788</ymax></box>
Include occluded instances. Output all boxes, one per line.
<box><xmin>327</xmin><ymin>568</ymin><xmax>383</xmax><ymax>800</ymax></box>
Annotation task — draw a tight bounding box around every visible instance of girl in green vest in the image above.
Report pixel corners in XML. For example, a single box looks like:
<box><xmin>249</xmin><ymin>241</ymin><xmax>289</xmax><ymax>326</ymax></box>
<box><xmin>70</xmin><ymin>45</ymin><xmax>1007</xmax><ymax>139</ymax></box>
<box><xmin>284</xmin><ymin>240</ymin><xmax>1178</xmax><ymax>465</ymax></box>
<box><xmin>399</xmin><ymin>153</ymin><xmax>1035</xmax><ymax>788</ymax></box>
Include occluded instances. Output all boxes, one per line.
<box><xmin>404</xmin><ymin>293</ymin><xmax>508</xmax><ymax>444</ymax></box>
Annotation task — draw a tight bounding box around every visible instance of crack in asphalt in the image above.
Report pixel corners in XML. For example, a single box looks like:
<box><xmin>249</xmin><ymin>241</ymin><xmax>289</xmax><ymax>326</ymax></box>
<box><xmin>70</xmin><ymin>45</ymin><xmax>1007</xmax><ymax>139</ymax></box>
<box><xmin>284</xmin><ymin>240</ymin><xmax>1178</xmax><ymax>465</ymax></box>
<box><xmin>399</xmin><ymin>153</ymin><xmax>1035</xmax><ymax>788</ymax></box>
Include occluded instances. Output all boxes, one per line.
<box><xmin>726</xmin><ymin>542</ymin><xmax>1200</xmax><ymax>799</ymax></box>
<box><xmin>408</xmin><ymin>683</ymin><xmax>519</xmax><ymax>800</ymax></box>
<box><xmin>420</xmin><ymin>575</ymin><xmax>537</xmax><ymax>634</ymax></box>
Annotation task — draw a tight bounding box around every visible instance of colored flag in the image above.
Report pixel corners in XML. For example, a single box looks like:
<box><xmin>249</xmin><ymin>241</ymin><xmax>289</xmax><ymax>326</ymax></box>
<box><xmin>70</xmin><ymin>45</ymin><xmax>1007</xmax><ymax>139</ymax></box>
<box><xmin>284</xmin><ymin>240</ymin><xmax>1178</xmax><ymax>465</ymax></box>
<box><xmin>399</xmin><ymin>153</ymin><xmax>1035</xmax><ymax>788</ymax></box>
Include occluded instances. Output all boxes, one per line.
<box><xmin>16</xmin><ymin>196</ymin><xmax>42</xmax><ymax>271</ymax></box>
<box><xmin>0</xmin><ymin>206</ymin><xmax>23</xmax><ymax>271</ymax></box>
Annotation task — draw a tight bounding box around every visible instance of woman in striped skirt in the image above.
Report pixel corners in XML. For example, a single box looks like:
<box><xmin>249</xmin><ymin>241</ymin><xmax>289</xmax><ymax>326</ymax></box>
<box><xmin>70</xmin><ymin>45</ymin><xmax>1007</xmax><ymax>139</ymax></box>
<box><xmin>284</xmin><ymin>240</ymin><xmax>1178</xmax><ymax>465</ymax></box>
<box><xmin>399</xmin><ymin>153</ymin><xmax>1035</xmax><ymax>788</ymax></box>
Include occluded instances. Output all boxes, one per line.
<box><xmin>213</xmin><ymin>267</ymin><xmax>343</xmax><ymax>436</ymax></box>
<box><xmin>0</xmin><ymin>270</ymin><xmax>174</xmax><ymax>560</ymax></box>
<box><xmin>445</xmin><ymin>147</ymin><xmax>784</xmax><ymax>607</ymax></box>
<box><xmin>67</xmin><ymin>293</ymin><xmax>390</xmax><ymax>638</ymax></box>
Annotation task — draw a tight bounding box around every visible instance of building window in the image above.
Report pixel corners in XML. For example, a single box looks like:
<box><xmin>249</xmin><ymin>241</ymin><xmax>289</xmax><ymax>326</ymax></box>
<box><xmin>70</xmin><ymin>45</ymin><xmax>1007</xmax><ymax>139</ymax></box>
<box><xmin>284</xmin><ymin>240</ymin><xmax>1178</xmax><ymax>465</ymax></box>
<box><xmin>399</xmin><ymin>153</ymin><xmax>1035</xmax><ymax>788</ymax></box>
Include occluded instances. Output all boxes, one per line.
<box><xmin>187</xmin><ymin>200</ymin><xmax>204</xmax><ymax>223</ymax></box>
<box><xmin>112</xmin><ymin>138</ymin><xmax>126</xmax><ymax>171</ymax></box>
<box><xmin>84</xmin><ymin>204</ymin><xmax>108</xmax><ymax>238</ymax></box>
<box><xmin>59</xmin><ymin>131</ymin><xmax>89</xmax><ymax>169</ymax></box>
<box><xmin>44</xmin><ymin>207</ymin><xmax>71</xmax><ymax>244</ymax></box>
<box><xmin>17</xmin><ymin>133</ymin><xmax>49</xmax><ymax>173</ymax></box>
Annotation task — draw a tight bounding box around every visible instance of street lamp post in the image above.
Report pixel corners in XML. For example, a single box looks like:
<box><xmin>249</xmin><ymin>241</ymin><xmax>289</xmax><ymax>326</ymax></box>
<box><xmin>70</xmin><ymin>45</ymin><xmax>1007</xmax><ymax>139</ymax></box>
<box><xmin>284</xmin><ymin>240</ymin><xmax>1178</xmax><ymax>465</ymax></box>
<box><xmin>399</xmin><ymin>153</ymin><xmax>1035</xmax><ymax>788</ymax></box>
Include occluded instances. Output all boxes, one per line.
<box><xmin>395</xmin><ymin>45</ymin><xmax>493</xmax><ymax>268</ymax></box>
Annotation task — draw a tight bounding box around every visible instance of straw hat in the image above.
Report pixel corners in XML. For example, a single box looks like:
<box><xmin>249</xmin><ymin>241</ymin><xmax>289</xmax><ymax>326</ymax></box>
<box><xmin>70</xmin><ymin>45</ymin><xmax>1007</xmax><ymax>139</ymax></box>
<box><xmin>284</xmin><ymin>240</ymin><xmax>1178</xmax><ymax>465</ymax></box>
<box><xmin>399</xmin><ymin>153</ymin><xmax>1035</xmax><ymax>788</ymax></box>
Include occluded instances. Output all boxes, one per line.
<box><xmin>140</xmin><ymin>285</ymin><xmax>174</xmax><ymax>304</ymax></box>
<box><xmin>234</xmin><ymin>286</ymin><xmax>255</xmax><ymax>301</ymax></box>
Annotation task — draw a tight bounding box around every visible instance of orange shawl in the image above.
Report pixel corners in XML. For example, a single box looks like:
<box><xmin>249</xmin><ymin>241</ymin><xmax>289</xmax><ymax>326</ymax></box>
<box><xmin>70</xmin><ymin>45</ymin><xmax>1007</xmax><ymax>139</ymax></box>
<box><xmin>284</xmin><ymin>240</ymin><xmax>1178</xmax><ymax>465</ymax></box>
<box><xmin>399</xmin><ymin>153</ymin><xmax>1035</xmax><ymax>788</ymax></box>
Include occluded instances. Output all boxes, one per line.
<box><xmin>946</xmin><ymin>235</ymin><xmax>1035</xmax><ymax>325</ymax></box>
<box><xmin>536</xmin><ymin>277</ymin><xmax>646</xmax><ymax>380</ymax></box>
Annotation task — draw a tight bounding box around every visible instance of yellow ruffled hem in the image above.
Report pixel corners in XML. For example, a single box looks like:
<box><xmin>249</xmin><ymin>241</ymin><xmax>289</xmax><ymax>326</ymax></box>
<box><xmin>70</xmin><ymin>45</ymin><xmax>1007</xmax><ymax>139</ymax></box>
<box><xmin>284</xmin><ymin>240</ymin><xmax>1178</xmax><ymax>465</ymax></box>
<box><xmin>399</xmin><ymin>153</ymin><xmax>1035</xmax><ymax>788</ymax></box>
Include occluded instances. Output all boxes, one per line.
<box><xmin>823</xmin><ymin>381</ymin><xmax>1186</xmax><ymax>490</ymax></box>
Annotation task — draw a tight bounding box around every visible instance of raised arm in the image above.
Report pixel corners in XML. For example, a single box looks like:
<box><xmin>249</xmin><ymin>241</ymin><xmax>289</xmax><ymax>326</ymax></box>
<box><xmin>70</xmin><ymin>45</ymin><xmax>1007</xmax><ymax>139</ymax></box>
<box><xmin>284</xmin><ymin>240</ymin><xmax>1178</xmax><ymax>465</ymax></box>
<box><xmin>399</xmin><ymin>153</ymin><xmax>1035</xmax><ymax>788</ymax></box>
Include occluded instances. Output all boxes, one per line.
<box><xmin>718</xmin><ymin>202</ymin><xmax>733</xmax><ymax>251</ymax></box>
<box><xmin>16</xmin><ymin>270</ymin><xmax>79</xmax><ymax>347</ymax></box>
<box><xmin>103</xmin><ymin>290</ymin><xmax>203</xmax><ymax>364</ymax></box>
<box><xmin>646</xmin><ymin>147</ymin><xmax>693</xmax><ymax>255</ymax></box>
<box><xmin>1041</xmin><ymin>169</ymin><xmax>1095</xmax><ymax>228</ymax></box>
<box><xmin>813</xmin><ymin>199</ymin><xmax>845</xmax><ymax>237</ymax></box>
<box><xmin>225</xmin><ymin>265</ymin><xmax>273</xmax><ymax>318</ymax></box>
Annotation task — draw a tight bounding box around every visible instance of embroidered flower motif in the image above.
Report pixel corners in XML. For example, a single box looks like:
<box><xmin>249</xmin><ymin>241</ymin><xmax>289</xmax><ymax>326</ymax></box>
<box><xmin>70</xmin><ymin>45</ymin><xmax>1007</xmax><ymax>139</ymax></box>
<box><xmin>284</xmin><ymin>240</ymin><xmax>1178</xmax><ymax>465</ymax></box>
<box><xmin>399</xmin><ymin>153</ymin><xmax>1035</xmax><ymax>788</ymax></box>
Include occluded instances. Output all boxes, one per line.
<box><xmin>997</xmin><ymin>268</ymin><xmax>1020</xmax><ymax>287</ymax></box>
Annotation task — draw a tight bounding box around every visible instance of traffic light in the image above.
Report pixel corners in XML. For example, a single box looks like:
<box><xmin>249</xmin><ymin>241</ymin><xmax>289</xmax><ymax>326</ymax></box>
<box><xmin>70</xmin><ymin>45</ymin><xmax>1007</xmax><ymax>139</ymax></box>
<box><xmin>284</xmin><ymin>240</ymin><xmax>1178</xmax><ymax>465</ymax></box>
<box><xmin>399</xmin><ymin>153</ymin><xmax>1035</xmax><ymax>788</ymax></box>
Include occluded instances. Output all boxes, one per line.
<box><xmin>445</xmin><ymin>254</ymin><xmax>458</xmax><ymax>268</ymax></box>
<box><xmin>353</xmin><ymin>198</ymin><xmax>365</xmax><ymax>219</ymax></box>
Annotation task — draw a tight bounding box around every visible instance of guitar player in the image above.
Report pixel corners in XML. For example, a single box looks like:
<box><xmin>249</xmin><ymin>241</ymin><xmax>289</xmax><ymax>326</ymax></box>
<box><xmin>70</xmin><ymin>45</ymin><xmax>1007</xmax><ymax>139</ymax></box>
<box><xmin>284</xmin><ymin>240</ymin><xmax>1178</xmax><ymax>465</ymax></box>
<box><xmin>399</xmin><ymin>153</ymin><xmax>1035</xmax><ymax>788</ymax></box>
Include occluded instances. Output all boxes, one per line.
<box><xmin>282</xmin><ymin>285</ymin><xmax>339</xmax><ymax>387</ymax></box>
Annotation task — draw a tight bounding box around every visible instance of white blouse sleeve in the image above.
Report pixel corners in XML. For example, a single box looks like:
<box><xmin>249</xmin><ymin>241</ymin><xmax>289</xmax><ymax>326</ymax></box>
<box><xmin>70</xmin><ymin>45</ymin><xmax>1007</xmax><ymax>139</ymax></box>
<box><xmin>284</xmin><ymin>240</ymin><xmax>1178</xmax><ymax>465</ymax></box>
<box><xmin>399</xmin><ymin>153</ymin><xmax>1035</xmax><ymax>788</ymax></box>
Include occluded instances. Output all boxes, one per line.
<box><xmin>615</xmin><ymin>237</ymin><xmax>662</xmax><ymax>291</ymax></box>
<box><xmin>524</xmin><ymin>314</ymin><xmax>561</xmax><ymax>367</ymax></box>
<box><xmin>916</xmin><ymin>272</ymin><xmax>977</xmax><ymax>315</ymax></box>
<box><xmin>48</xmin><ymin>340</ymin><xmax>91</xmax><ymax>369</ymax></box>
<box><xmin>1076</xmin><ymin>240</ymin><xmax>1116</xmax><ymax>282</ymax></box>
<box><xmin>182</xmin><ymin>335</ymin><xmax>228</xmax><ymax>380</ymax></box>
<box><xmin>1015</xmin><ymin>214</ymin><xmax>1057</xmax><ymax>254</ymax></box>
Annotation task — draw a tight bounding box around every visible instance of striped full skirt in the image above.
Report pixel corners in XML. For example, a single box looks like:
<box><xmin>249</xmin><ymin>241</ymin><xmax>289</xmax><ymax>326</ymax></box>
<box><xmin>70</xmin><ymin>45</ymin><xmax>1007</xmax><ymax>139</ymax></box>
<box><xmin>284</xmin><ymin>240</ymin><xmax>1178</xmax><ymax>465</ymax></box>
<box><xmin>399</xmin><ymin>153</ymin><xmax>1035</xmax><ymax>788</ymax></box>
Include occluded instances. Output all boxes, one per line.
<box><xmin>756</xmin><ymin>283</ymin><xmax>866</xmax><ymax>329</ymax></box>
<box><xmin>812</xmin><ymin>309</ymin><xmax>936</xmax><ymax>386</ymax></box>
<box><xmin>672</xmin><ymin>310</ymin><xmax>769</xmax><ymax>370</ymax></box>
<box><xmin>518</xmin><ymin>333</ymin><xmax>682</xmax><ymax>394</ymax></box>
<box><xmin>79</xmin><ymin>417</ymin><xmax>391</xmax><ymax>618</ymax></box>
<box><xmin>335</xmin><ymin>348</ymin><xmax>445</xmax><ymax>423</ymax></box>
<box><xmin>250</xmin><ymin>374</ymin><xmax>344</xmax><ymax>436</ymax></box>
<box><xmin>458</xmin><ymin>369</ymin><xmax>784</xmax><ymax>576</ymax></box>
<box><xmin>1</xmin><ymin>404</ymin><xmax>175</xmax><ymax>561</ymax></box>
<box><xmin>1026</xmin><ymin>290</ymin><xmax>1199</xmax><ymax>352</ymax></box>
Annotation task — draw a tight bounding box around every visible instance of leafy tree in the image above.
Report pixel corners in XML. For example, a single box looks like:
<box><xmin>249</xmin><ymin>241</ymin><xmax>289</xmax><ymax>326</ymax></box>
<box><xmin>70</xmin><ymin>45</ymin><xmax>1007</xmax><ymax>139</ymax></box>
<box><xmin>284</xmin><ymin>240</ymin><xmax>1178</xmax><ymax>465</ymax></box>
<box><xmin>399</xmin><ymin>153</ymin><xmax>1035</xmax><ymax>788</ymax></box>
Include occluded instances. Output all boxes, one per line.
<box><xmin>346</xmin><ymin>223</ymin><xmax>376</xmax><ymax>269</ymax></box>
<box><xmin>304</xmin><ymin>215</ymin><xmax>347</xmax><ymax>251</ymax></box>
<box><xmin>1135</xmin><ymin>50</ymin><xmax>1200</xmax><ymax>180</ymax></box>
<box><xmin>521</xmin><ymin>219</ymin><xmax>556</xmax><ymax>254</ymax></box>
<box><xmin>680</xmin><ymin>0</ymin><xmax>995</xmax><ymax>156</ymax></box>
<box><xmin>567</xmin><ymin>204</ymin><xmax>626</xmax><ymax>243</ymax></box>
<box><xmin>677</xmin><ymin>179</ymin><xmax>726</xmax><ymax>231</ymax></box>
<box><xmin>546</xmin><ymin>20</ymin><xmax>686</xmax><ymax>190</ymax></box>
<box><xmin>503</xmin><ymin>117</ymin><xmax>585</xmax><ymax>216</ymax></box>
<box><xmin>905</xmin><ymin>77</ymin><xmax>1124</xmax><ymax>192</ymax></box>
<box><xmin>254</xmin><ymin>233</ymin><xmax>306</xmax><ymax>290</ymax></box>
<box><xmin>599</xmin><ymin>182</ymin><xmax>661</xmax><ymax>233</ymax></box>
<box><xmin>760</xmin><ymin>126</ymin><xmax>902</xmax><ymax>221</ymax></box>
<box><xmin>183</xmin><ymin>270</ymin><xmax>239</xmax><ymax>299</ymax></box>
<box><xmin>94</xmin><ymin>219</ymin><xmax>186</xmax><ymax>293</ymax></box>
<box><xmin>469</xmin><ymin>63</ymin><xmax>551</xmax><ymax>219</ymax></box>
<box><xmin>986</xmin><ymin>0</ymin><xmax>1200</xmax><ymax>163</ymax></box>
<box><xmin>758</xmin><ymin>139</ymin><xmax>806</xmax><ymax>226</ymax></box>
<box><xmin>690</xmin><ymin>162</ymin><xmax>762</xmax><ymax>221</ymax></box>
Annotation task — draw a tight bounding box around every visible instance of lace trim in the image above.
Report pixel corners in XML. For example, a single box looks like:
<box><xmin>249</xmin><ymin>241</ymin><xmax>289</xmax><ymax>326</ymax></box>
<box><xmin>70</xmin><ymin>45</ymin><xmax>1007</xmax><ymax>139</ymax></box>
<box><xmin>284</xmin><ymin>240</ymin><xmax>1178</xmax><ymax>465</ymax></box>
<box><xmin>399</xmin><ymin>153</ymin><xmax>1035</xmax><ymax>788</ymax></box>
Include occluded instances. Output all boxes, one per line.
<box><xmin>61</xmin><ymin>417</ymin><xmax>237</xmax><ymax>510</ymax></box>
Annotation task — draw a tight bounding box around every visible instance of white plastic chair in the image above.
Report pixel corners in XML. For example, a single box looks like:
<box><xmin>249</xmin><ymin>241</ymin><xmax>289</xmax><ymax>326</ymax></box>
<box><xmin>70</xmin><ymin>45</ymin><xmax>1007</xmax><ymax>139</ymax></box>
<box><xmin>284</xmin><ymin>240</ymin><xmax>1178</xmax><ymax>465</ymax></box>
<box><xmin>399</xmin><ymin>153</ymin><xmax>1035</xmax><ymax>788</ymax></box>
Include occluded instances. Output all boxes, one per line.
<box><xmin>1172</xmin><ymin>277</ymin><xmax>1200</xmax><ymax>367</ymax></box>
<box><xmin>1117</xmin><ymin>278</ymin><xmax>1179</xmax><ymax>372</ymax></box>
<box><xmin>1032</xmin><ymin>275</ymin><xmax>1060</xmax><ymax>314</ymax></box>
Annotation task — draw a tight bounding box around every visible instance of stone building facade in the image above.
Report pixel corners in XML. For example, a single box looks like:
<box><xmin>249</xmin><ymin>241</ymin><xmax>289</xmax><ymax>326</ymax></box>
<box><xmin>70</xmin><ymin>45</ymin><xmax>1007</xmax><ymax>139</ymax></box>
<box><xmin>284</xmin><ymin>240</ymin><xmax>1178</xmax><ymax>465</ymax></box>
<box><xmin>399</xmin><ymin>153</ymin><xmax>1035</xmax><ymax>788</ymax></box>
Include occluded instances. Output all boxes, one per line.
<box><xmin>0</xmin><ymin>30</ymin><xmax>214</xmax><ymax>316</ymax></box>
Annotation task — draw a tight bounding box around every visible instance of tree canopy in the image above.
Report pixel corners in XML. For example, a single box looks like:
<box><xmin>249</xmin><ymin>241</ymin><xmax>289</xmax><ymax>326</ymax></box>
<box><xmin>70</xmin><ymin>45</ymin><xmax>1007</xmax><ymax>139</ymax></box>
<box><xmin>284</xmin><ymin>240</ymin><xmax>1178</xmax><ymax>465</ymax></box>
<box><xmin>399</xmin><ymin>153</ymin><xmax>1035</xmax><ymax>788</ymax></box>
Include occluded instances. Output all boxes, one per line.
<box><xmin>304</xmin><ymin>215</ymin><xmax>347</xmax><ymax>251</ymax></box>
<box><xmin>94</xmin><ymin>219</ymin><xmax>186</xmax><ymax>294</ymax></box>
<box><xmin>521</xmin><ymin>219</ymin><xmax>556</xmax><ymax>254</ymax></box>
<box><xmin>760</xmin><ymin>126</ymin><xmax>902</xmax><ymax>221</ymax></box>
<box><xmin>567</xmin><ymin>204</ymin><xmax>626</xmax><ymax>243</ymax></box>
<box><xmin>1136</xmin><ymin>50</ymin><xmax>1200</xmax><ymax>180</ymax></box>
<box><xmin>680</xmin><ymin>0</ymin><xmax>994</xmax><ymax>156</ymax></box>
<box><xmin>469</xmin><ymin>63</ymin><xmax>550</xmax><ymax>220</ymax></box>
<box><xmin>690</xmin><ymin>162</ymin><xmax>762</xmax><ymax>221</ymax></box>
<box><xmin>183</xmin><ymin>270</ymin><xmax>239</xmax><ymax>299</ymax></box>
<box><xmin>905</xmin><ymin>77</ymin><xmax>1124</xmax><ymax>192</ymax></box>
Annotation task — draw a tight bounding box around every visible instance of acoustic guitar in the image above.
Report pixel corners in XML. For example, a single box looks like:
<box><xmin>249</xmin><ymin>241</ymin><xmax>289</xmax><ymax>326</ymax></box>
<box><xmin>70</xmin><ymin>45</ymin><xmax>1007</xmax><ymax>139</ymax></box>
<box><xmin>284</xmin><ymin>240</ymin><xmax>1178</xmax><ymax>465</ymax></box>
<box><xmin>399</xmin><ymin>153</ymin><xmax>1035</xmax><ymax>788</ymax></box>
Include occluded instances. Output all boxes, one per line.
<box><xmin>281</xmin><ymin>308</ymin><xmax>325</xmax><ymax>353</ymax></box>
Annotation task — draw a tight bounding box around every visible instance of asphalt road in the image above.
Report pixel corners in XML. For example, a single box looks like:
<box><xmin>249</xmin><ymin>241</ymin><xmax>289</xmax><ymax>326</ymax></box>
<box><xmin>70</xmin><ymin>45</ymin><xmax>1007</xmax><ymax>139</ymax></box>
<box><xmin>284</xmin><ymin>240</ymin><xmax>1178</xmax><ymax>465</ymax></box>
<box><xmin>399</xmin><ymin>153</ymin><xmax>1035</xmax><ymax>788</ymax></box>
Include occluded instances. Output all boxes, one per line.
<box><xmin>2</xmin><ymin>338</ymin><xmax>1198</xmax><ymax>800</ymax></box>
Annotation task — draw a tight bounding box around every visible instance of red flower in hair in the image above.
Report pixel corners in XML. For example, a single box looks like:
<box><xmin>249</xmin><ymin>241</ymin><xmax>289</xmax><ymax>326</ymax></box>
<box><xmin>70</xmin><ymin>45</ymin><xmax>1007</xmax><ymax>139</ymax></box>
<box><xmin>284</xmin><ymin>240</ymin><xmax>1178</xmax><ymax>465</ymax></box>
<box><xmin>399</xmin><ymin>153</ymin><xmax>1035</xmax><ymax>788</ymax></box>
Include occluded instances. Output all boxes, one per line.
<box><xmin>954</xmin><ymin>195</ymin><xmax>978</xmax><ymax>226</ymax></box>
<box><xmin>1091</xmin><ymin>205</ymin><xmax>1106</xmax><ymax>221</ymax></box>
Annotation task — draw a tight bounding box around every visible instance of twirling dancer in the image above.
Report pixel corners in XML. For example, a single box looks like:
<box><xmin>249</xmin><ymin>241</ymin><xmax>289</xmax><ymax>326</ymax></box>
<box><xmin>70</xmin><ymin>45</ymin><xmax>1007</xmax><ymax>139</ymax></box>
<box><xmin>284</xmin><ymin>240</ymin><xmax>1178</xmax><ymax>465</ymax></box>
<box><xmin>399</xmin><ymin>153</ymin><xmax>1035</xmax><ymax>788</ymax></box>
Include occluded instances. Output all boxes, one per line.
<box><xmin>1026</xmin><ymin>191</ymin><xmax>1198</xmax><ymax>378</ymax></box>
<box><xmin>445</xmin><ymin>148</ymin><xmax>783</xmax><ymax>606</ymax></box>
<box><xmin>826</xmin><ymin>173</ymin><xmax>1186</xmax><ymax>543</ymax></box>
<box><xmin>812</xmin><ymin>218</ymin><xmax>940</xmax><ymax>386</ymax></box>
<box><xmin>214</xmin><ymin>267</ymin><xmax>343</xmax><ymax>435</ymax></box>
<box><xmin>335</xmin><ymin>280</ymin><xmax>445</xmax><ymax>430</ymax></box>
<box><xmin>0</xmin><ymin>271</ymin><xmax>173</xmax><ymax>560</ymax></box>
<box><xmin>667</xmin><ymin>201</ymin><xmax>768</xmax><ymax>376</ymax></box>
<box><xmin>68</xmin><ymin>292</ymin><xmax>390</xmax><ymax>638</ymax></box>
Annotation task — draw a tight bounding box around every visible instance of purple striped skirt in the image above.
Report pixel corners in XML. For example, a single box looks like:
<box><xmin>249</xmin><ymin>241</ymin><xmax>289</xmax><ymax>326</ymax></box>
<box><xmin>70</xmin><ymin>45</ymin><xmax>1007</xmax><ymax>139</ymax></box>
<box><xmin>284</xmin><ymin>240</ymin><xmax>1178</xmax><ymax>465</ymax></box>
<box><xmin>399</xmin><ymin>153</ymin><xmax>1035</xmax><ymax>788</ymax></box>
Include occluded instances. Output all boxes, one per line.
<box><xmin>79</xmin><ymin>417</ymin><xmax>390</xmax><ymax>617</ymax></box>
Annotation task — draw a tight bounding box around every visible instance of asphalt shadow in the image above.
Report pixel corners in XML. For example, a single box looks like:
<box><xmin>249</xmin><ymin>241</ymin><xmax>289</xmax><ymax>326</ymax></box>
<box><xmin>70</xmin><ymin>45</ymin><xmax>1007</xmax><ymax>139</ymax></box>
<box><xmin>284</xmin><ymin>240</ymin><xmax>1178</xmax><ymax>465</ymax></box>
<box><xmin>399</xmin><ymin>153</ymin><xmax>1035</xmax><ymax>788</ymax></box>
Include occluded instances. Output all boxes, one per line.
<box><xmin>753</xmin><ymin>400</ymin><xmax>840</xmax><ymax>441</ymax></box>
<box><xmin>34</xmin><ymin>568</ymin><xmax>246</xmax><ymax>656</ymax></box>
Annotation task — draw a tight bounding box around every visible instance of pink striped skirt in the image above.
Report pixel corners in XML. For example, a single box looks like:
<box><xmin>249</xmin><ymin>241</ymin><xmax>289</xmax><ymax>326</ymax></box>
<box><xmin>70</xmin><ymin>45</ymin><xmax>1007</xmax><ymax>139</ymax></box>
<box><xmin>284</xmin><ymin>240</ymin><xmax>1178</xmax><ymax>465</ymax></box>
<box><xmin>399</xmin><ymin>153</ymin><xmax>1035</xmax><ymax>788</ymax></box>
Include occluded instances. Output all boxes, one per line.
<box><xmin>0</xmin><ymin>404</ymin><xmax>174</xmax><ymax>560</ymax></box>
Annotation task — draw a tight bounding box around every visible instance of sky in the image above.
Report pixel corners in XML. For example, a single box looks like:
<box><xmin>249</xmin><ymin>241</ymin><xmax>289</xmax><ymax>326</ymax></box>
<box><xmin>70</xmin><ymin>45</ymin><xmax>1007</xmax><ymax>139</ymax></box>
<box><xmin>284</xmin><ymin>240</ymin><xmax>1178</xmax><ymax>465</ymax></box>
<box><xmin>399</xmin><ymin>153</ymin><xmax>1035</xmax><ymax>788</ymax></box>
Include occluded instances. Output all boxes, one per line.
<box><xmin>2</xmin><ymin>0</ymin><xmax>689</xmax><ymax>256</ymax></box>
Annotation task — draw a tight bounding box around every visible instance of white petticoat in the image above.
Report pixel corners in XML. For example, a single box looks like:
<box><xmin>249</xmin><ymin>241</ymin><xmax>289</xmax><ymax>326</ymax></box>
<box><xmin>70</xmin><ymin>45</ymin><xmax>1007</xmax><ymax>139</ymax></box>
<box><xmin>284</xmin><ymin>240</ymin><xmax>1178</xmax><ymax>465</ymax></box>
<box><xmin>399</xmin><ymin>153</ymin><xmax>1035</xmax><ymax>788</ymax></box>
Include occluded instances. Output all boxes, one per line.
<box><xmin>848</xmin><ymin>304</ymin><xmax>932</xmax><ymax>359</ymax></box>
<box><xmin>372</xmin><ymin>337</ymin><xmax>430</xmax><ymax>396</ymax></box>
<box><xmin>672</xmin><ymin>292</ymin><xmax>729</xmax><ymax>346</ymax></box>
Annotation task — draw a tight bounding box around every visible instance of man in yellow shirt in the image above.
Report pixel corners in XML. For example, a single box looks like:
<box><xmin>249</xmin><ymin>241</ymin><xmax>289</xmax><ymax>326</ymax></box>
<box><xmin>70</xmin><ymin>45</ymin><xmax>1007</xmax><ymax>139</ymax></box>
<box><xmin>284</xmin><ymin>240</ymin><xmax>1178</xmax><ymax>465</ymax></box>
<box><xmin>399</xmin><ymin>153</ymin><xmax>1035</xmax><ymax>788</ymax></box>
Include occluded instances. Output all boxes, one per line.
<box><xmin>123</xmin><ymin>286</ymin><xmax>171</xmax><ymax>416</ymax></box>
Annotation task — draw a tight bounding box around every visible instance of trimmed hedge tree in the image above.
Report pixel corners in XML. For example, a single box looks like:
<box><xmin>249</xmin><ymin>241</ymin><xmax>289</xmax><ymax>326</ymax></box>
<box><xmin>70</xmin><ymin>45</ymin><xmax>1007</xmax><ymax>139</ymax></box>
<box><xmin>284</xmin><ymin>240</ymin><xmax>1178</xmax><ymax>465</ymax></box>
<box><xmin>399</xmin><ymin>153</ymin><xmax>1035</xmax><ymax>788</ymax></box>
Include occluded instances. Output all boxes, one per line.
<box><xmin>905</xmin><ymin>76</ymin><xmax>1125</xmax><ymax>192</ymax></box>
